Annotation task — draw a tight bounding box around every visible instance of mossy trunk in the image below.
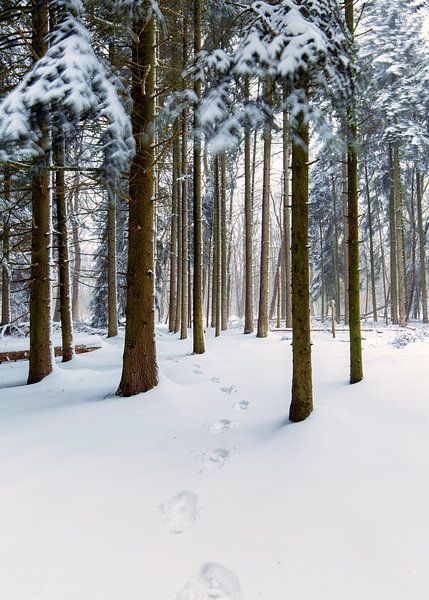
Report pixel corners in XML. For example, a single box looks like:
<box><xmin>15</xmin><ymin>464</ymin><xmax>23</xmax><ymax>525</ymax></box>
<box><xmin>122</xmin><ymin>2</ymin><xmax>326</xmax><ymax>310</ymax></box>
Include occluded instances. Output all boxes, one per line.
<box><xmin>289</xmin><ymin>112</ymin><xmax>313</xmax><ymax>423</ymax></box>
<box><xmin>117</xmin><ymin>7</ymin><xmax>158</xmax><ymax>396</ymax></box>
<box><xmin>28</xmin><ymin>0</ymin><xmax>53</xmax><ymax>385</ymax></box>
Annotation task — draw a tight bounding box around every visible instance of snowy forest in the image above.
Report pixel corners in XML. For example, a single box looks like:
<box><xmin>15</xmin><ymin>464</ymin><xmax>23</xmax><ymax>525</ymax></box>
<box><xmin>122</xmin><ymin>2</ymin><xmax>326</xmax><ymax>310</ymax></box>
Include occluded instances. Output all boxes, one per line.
<box><xmin>1</xmin><ymin>1</ymin><xmax>429</xmax><ymax>599</ymax></box>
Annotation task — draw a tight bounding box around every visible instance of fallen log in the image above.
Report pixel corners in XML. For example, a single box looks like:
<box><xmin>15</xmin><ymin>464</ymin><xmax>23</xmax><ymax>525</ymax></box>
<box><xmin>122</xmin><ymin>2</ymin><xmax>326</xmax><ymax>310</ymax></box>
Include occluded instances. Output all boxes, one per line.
<box><xmin>0</xmin><ymin>343</ymin><xmax>101</xmax><ymax>364</ymax></box>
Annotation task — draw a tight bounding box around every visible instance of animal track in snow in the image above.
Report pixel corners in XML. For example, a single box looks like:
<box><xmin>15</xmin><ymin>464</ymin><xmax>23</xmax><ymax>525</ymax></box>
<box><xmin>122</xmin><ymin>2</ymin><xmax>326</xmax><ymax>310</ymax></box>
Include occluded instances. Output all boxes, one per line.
<box><xmin>176</xmin><ymin>562</ymin><xmax>242</xmax><ymax>600</ymax></box>
<box><xmin>193</xmin><ymin>369</ymin><xmax>203</xmax><ymax>375</ymax></box>
<box><xmin>233</xmin><ymin>400</ymin><xmax>250</xmax><ymax>411</ymax></box>
<box><xmin>220</xmin><ymin>385</ymin><xmax>238</xmax><ymax>395</ymax></box>
<box><xmin>209</xmin><ymin>376</ymin><xmax>221</xmax><ymax>384</ymax></box>
<box><xmin>159</xmin><ymin>491</ymin><xmax>201</xmax><ymax>535</ymax></box>
<box><xmin>208</xmin><ymin>419</ymin><xmax>236</xmax><ymax>435</ymax></box>
<box><xmin>200</xmin><ymin>448</ymin><xmax>231</xmax><ymax>472</ymax></box>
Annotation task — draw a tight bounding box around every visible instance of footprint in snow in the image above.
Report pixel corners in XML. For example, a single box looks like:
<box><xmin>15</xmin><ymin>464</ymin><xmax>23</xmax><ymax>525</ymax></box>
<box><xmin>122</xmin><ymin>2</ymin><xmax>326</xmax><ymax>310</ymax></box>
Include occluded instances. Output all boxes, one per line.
<box><xmin>208</xmin><ymin>419</ymin><xmax>236</xmax><ymax>435</ymax></box>
<box><xmin>159</xmin><ymin>491</ymin><xmax>201</xmax><ymax>535</ymax></box>
<box><xmin>220</xmin><ymin>385</ymin><xmax>238</xmax><ymax>395</ymax></box>
<box><xmin>209</xmin><ymin>376</ymin><xmax>221</xmax><ymax>384</ymax></box>
<box><xmin>200</xmin><ymin>448</ymin><xmax>231</xmax><ymax>473</ymax></box>
<box><xmin>233</xmin><ymin>400</ymin><xmax>250</xmax><ymax>411</ymax></box>
<box><xmin>176</xmin><ymin>562</ymin><xmax>242</xmax><ymax>600</ymax></box>
<box><xmin>193</xmin><ymin>369</ymin><xmax>203</xmax><ymax>375</ymax></box>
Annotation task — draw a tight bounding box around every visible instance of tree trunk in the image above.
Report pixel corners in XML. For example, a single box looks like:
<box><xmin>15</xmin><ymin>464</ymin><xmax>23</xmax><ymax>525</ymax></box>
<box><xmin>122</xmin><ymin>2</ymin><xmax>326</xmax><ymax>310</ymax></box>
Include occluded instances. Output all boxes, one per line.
<box><xmin>416</xmin><ymin>167</ymin><xmax>428</xmax><ymax>323</ymax></box>
<box><xmin>364</xmin><ymin>162</ymin><xmax>377</xmax><ymax>322</ymax></box>
<box><xmin>53</xmin><ymin>126</ymin><xmax>74</xmax><ymax>361</ymax></box>
<box><xmin>28</xmin><ymin>0</ymin><xmax>53</xmax><ymax>385</ymax></box>
<box><xmin>244</xmin><ymin>77</ymin><xmax>254</xmax><ymax>334</ymax></box>
<box><xmin>289</xmin><ymin>111</ymin><xmax>313</xmax><ymax>422</ymax></box>
<box><xmin>1</xmin><ymin>168</ymin><xmax>11</xmax><ymax>326</ymax></box>
<box><xmin>214</xmin><ymin>156</ymin><xmax>221</xmax><ymax>337</ymax></box>
<box><xmin>257</xmin><ymin>79</ymin><xmax>272</xmax><ymax>339</ymax></box>
<box><xmin>332</xmin><ymin>176</ymin><xmax>341</xmax><ymax>322</ymax></box>
<box><xmin>393</xmin><ymin>144</ymin><xmax>407</xmax><ymax>327</ymax></box>
<box><xmin>220</xmin><ymin>154</ymin><xmax>228</xmax><ymax>331</ymax></box>
<box><xmin>192</xmin><ymin>0</ymin><xmax>205</xmax><ymax>353</ymax></box>
<box><xmin>319</xmin><ymin>219</ymin><xmax>325</xmax><ymax>323</ymax></box>
<box><xmin>283</xmin><ymin>107</ymin><xmax>292</xmax><ymax>329</ymax></box>
<box><xmin>70</xmin><ymin>176</ymin><xmax>81</xmax><ymax>322</ymax></box>
<box><xmin>117</xmin><ymin>7</ymin><xmax>158</xmax><ymax>396</ymax></box>
<box><xmin>345</xmin><ymin>0</ymin><xmax>363</xmax><ymax>384</ymax></box>
<box><xmin>169</xmin><ymin>122</ymin><xmax>180</xmax><ymax>332</ymax></box>
<box><xmin>180</xmin><ymin>31</ymin><xmax>189</xmax><ymax>340</ymax></box>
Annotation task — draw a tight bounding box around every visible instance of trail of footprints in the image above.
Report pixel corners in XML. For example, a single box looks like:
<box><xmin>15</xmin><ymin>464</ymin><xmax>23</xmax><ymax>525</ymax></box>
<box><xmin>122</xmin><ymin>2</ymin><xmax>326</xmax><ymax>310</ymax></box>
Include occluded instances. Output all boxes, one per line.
<box><xmin>160</xmin><ymin>362</ymin><xmax>247</xmax><ymax>597</ymax></box>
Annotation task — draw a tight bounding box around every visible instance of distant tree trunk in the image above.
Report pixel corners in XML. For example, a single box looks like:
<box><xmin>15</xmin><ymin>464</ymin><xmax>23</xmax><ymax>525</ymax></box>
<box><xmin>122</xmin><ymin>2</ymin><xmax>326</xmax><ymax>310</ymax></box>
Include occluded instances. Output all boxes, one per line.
<box><xmin>169</xmin><ymin>123</ymin><xmax>180</xmax><ymax>332</ymax></box>
<box><xmin>117</xmin><ymin>7</ymin><xmax>158</xmax><ymax>396</ymax></box>
<box><xmin>319</xmin><ymin>219</ymin><xmax>325</xmax><ymax>323</ymax></box>
<box><xmin>28</xmin><ymin>0</ymin><xmax>53</xmax><ymax>385</ymax></box>
<box><xmin>364</xmin><ymin>162</ymin><xmax>377</xmax><ymax>322</ymax></box>
<box><xmin>175</xmin><ymin>152</ymin><xmax>182</xmax><ymax>335</ymax></box>
<box><xmin>345</xmin><ymin>0</ymin><xmax>363</xmax><ymax>385</ymax></box>
<box><xmin>244</xmin><ymin>77</ymin><xmax>254</xmax><ymax>334</ymax></box>
<box><xmin>1</xmin><ymin>168</ymin><xmax>11</xmax><ymax>326</ymax></box>
<box><xmin>283</xmin><ymin>107</ymin><xmax>292</xmax><ymax>329</ymax></box>
<box><xmin>257</xmin><ymin>79</ymin><xmax>272</xmax><ymax>339</ymax></box>
<box><xmin>388</xmin><ymin>147</ymin><xmax>398</xmax><ymax>324</ymax></box>
<box><xmin>192</xmin><ymin>0</ymin><xmax>205</xmax><ymax>353</ymax></box>
<box><xmin>289</xmin><ymin>111</ymin><xmax>313</xmax><ymax>422</ymax></box>
<box><xmin>220</xmin><ymin>155</ymin><xmax>228</xmax><ymax>331</ymax></box>
<box><xmin>393</xmin><ymin>144</ymin><xmax>407</xmax><ymax>327</ymax></box>
<box><xmin>376</xmin><ymin>197</ymin><xmax>389</xmax><ymax>324</ymax></box>
<box><xmin>70</xmin><ymin>176</ymin><xmax>81</xmax><ymax>322</ymax></box>
<box><xmin>53</xmin><ymin>126</ymin><xmax>74</xmax><ymax>361</ymax></box>
<box><xmin>416</xmin><ymin>167</ymin><xmax>428</xmax><ymax>323</ymax></box>
<box><xmin>332</xmin><ymin>177</ymin><xmax>341</xmax><ymax>322</ymax></box>
<box><xmin>214</xmin><ymin>156</ymin><xmax>221</xmax><ymax>337</ymax></box>
<box><xmin>342</xmin><ymin>146</ymin><xmax>349</xmax><ymax>325</ymax></box>
<box><xmin>180</xmin><ymin>30</ymin><xmax>189</xmax><ymax>340</ymax></box>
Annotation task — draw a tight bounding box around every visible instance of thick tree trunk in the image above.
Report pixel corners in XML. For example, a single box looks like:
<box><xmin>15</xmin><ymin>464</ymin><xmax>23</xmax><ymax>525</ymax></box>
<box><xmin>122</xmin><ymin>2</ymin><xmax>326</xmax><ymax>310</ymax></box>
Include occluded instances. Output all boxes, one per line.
<box><xmin>28</xmin><ymin>0</ymin><xmax>53</xmax><ymax>385</ymax></box>
<box><xmin>1</xmin><ymin>168</ymin><xmax>11</xmax><ymax>326</ymax></box>
<box><xmin>53</xmin><ymin>126</ymin><xmax>74</xmax><ymax>361</ymax></box>
<box><xmin>289</xmin><ymin>111</ymin><xmax>313</xmax><ymax>422</ymax></box>
<box><xmin>345</xmin><ymin>0</ymin><xmax>363</xmax><ymax>385</ymax></box>
<box><xmin>192</xmin><ymin>0</ymin><xmax>205</xmax><ymax>353</ymax></box>
<box><xmin>416</xmin><ymin>167</ymin><xmax>428</xmax><ymax>323</ymax></box>
<box><xmin>117</xmin><ymin>8</ymin><xmax>158</xmax><ymax>396</ymax></box>
<box><xmin>257</xmin><ymin>79</ymin><xmax>272</xmax><ymax>339</ymax></box>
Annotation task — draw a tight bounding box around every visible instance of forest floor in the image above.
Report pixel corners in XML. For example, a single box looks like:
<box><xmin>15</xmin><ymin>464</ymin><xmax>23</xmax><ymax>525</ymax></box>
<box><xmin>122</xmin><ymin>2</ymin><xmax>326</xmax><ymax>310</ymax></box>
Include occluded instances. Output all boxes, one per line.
<box><xmin>1</xmin><ymin>324</ymin><xmax>429</xmax><ymax>600</ymax></box>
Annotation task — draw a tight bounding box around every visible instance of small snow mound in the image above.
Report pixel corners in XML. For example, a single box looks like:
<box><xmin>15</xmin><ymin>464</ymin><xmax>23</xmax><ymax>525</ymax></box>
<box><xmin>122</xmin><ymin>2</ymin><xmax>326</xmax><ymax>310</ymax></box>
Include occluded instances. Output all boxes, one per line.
<box><xmin>176</xmin><ymin>562</ymin><xmax>242</xmax><ymax>600</ymax></box>
<box><xmin>208</xmin><ymin>419</ymin><xmax>236</xmax><ymax>435</ymax></box>
<box><xmin>391</xmin><ymin>328</ymin><xmax>429</xmax><ymax>348</ymax></box>
<box><xmin>159</xmin><ymin>491</ymin><xmax>201</xmax><ymax>535</ymax></box>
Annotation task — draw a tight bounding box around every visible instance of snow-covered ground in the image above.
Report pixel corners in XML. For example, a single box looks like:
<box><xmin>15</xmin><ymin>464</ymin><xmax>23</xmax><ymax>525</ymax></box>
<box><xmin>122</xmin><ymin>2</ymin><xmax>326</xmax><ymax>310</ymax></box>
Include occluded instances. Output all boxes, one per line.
<box><xmin>1</xmin><ymin>326</ymin><xmax>429</xmax><ymax>600</ymax></box>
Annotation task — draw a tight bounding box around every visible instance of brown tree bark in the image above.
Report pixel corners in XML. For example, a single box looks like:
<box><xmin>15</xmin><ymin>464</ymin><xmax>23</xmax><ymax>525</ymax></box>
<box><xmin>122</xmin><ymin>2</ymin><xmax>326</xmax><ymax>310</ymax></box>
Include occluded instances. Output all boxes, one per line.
<box><xmin>244</xmin><ymin>77</ymin><xmax>254</xmax><ymax>334</ymax></box>
<box><xmin>117</xmin><ymin>6</ymin><xmax>158</xmax><ymax>396</ymax></box>
<box><xmin>1</xmin><ymin>168</ymin><xmax>11</xmax><ymax>326</ymax></box>
<box><xmin>416</xmin><ymin>167</ymin><xmax>428</xmax><ymax>323</ymax></box>
<box><xmin>282</xmin><ymin>107</ymin><xmax>292</xmax><ymax>329</ymax></box>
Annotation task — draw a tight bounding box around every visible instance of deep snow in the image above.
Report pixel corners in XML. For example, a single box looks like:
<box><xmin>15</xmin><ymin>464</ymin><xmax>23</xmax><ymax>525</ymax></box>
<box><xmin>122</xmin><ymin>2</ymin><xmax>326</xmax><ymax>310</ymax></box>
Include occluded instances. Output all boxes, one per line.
<box><xmin>1</xmin><ymin>326</ymin><xmax>429</xmax><ymax>599</ymax></box>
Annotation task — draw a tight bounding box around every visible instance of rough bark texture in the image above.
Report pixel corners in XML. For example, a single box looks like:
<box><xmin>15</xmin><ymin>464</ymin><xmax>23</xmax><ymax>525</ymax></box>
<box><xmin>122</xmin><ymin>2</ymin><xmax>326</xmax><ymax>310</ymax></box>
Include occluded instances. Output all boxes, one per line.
<box><xmin>117</xmin><ymin>9</ymin><xmax>158</xmax><ymax>396</ymax></box>
<box><xmin>192</xmin><ymin>0</ymin><xmax>205</xmax><ymax>353</ymax></box>
<box><xmin>346</xmin><ymin>0</ymin><xmax>363</xmax><ymax>385</ymax></box>
<box><xmin>28</xmin><ymin>0</ymin><xmax>53</xmax><ymax>385</ymax></box>
<box><xmin>53</xmin><ymin>127</ymin><xmax>74</xmax><ymax>361</ymax></box>
<box><xmin>289</xmin><ymin>112</ymin><xmax>313</xmax><ymax>423</ymax></box>
<box><xmin>257</xmin><ymin>79</ymin><xmax>272</xmax><ymax>339</ymax></box>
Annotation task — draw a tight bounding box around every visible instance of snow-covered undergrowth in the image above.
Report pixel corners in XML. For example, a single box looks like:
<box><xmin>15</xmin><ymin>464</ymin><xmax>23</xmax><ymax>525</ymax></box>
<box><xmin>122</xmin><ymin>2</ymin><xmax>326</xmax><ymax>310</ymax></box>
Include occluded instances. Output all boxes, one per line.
<box><xmin>1</xmin><ymin>327</ymin><xmax>429</xmax><ymax>599</ymax></box>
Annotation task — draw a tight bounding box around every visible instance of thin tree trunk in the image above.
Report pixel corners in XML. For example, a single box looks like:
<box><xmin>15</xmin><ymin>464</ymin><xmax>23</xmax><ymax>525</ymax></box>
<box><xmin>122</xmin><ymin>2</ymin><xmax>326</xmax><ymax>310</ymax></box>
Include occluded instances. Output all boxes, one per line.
<box><xmin>393</xmin><ymin>144</ymin><xmax>407</xmax><ymax>327</ymax></box>
<box><xmin>214</xmin><ymin>157</ymin><xmax>221</xmax><ymax>337</ymax></box>
<box><xmin>70</xmin><ymin>176</ymin><xmax>81</xmax><ymax>322</ymax></box>
<box><xmin>1</xmin><ymin>168</ymin><xmax>11</xmax><ymax>326</ymax></box>
<box><xmin>388</xmin><ymin>147</ymin><xmax>398</xmax><ymax>324</ymax></box>
<box><xmin>283</xmin><ymin>106</ymin><xmax>292</xmax><ymax>329</ymax></box>
<box><xmin>117</xmin><ymin>7</ymin><xmax>158</xmax><ymax>396</ymax></box>
<box><xmin>244</xmin><ymin>77</ymin><xmax>254</xmax><ymax>334</ymax></box>
<box><xmin>192</xmin><ymin>0</ymin><xmax>205</xmax><ymax>353</ymax></box>
<box><xmin>220</xmin><ymin>155</ymin><xmax>228</xmax><ymax>331</ymax></box>
<box><xmin>416</xmin><ymin>167</ymin><xmax>428</xmax><ymax>323</ymax></box>
<box><xmin>345</xmin><ymin>0</ymin><xmax>363</xmax><ymax>384</ymax></box>
<box><xmin>53</xmin><ymin>125</ymin><xmax>74</xmax><ymax>361</ymax></box>
<box><xmin>257</xmin><ymin>79</ymin><xmax>272</xmax><ymax>339</ymax></box>
<box><xmin>28</xmin><ymin>0</ymin><xmax>53</xmax><ymax>385</ymax></box>
<box><xmin>180</xmin><ymin>31</ymin><xmax>189</xmax><ymax>340</ymax></box>
<box><xmin>364</xmin><ymin>162</ymin><xmax>377</xmax><ymax>322</ymax></box>
<box><xmin>169</xmin><ymin>122</ymin><xmax>180</xmax><ymax>332</ymax></box>
<box><xmin>319</xmin><ymin>219</ymin><xmax>325</xmax><ymax>323</ymax></box>
<box><xmin>289</xmin><ymin>111</ymin><xmax>313</xmax><ymax>422</ymax></box>
<box><xmin>332</xmin><ymin>176</ymin><xmax>341</xmax><ymax>322</ymax></box>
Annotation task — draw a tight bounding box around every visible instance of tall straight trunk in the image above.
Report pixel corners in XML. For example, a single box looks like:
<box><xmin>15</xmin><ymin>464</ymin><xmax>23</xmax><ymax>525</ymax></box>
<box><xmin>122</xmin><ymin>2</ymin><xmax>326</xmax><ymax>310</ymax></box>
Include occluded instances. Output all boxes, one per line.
<box><xmin>269</xmin><ymin>240</ymin><xmax>284</xmax><ymax>320</ymax></box>
<box><xmin>214</xmin><ymin>156</ymin><xmax>221</xmax><ymax>337</ymax></box>
<box><xmin>416</xmin><ymin>167</ymin><xmax>428</xmax><ymax>323</ymax></box>
<box><xmin>169</xmin><ymin>123</ymin><xmax>180</xmax><ymax>332</ymax></box>
<box><xmin>388</xmin><ymin>147</ymin><xmax>398</xmax><ymax>324</ymax></box>
<box><xmin>220</xmin><ymin>155</ymin><xmax>228</xmax><ymax>331</ymax></box>
<box><xmin>174</xmin><ymin>156</ymin><xmax>182</xmax><ymax>334</ymax></box>
<box><xmin>70</xmin><ymin>176</ymin><xmax>81</xmax><ymax>322</ymax></box>
<box><xmin>206</xmin><ymin>235</ymin><xmax>211</xmax><ymax>328</ymax></box>
<box><xmin>117</xmin><ymin>7</ymin><xmax>158</xmax><ymax>396</ymax></box>
<box><xmin>289</xmin><ymin>111</ymin><xmax>313</xmax><ymax>422</ymax></box>
<box><xmin>192</xmin><ymin>0</ymin><xmax>205</xmax><ymax>353</ymax></box>
<box><xmin>211</xmin><ymin>173</ymin><xmax>217</xmax><ymax>329</ymax></box>
<box><xmin>107</xmin><ymin>182</ymin><xmax>118</xmax><ymax>338</ymax></box>
<box><xmin>332</xmin><ymin>177</ymin><xmax>341</xmax><ymax>322</ymax></box>
<box><xmin>257</xmin><ymin>79</ymin><xmax>272</xmax><ymax>338</ymax></box>
<box><xmin>283</xmin><ymin>106</ymin><xmax>292</xmax><ymax>329</ymax></box>
<box><xmin>345</xmin><ymin>0</ymin><xmax>363</xmax><ymax>384</ymax></box>
<box><xmin>319</xmin><ymin>219</ymin><xmax>325</xmax><ymax>323</ymax></box>
<box><xmin>364</xmin><ymin>162</ymin><xmax>377</xmax><ymax>322</ymax></box>
<box><xmin>28</xmin><ymin>0</ymin><xmax>53</xmax><ymax>385</ymax></box>
<box><xmin>244</xmin><ymin>77</ymin><xmax>254</xmax><ymax>334</ymax></box>
<box><xmin>376</xmin><ymin>197</ymin><xmax>388</xmax><ymax>324</ymax></box>
<box><xmin>53</xmin><ymin>126</ymin><xmax>74</xmax><ymax>361</ymax></box>
<box><xmin>342</xmin><ymin>147</ymin><xmax>349</xmax><ymax>325</ymax></box>
<box><xmin>180</xmin><ymin>31</ymin><xmax>189</xmax><ymax>340</ymax></box>
<box><xmin>1</xmin><ymin>168</ymin><xmax>11</xmax><ymax>326</ymax></box>
<box><xmin>393</xmin><ymin>144</ymin><xmax>407</xmax><ymax>327</ymax></box>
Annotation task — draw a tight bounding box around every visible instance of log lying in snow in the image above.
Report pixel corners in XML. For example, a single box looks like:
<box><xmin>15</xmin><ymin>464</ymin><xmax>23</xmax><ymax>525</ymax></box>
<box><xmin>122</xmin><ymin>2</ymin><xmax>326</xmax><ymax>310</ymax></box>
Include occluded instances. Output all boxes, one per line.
<box><xmin>0</xmin><ymin>343</ymin><xmax>101</xmax><ymax>364</ymax></box>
